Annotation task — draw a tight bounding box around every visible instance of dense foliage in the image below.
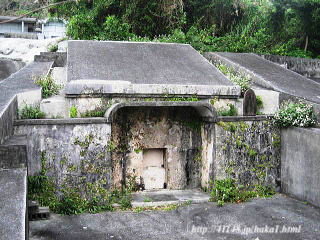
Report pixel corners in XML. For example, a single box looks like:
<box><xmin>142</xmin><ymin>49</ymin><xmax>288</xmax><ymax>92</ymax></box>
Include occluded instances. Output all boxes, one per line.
<box><xmin>45</xmin><ymin>0</ymin><xmax>320</xmax><ymax>58</ymax></box>
<box><xmin>3</xmin><ymin>1</ymin><xmax>320</xmax><ymax>57</ymax></box>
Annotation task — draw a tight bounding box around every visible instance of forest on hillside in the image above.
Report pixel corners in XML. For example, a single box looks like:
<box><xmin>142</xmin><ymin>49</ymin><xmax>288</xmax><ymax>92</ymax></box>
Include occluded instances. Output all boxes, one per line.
<box><xmin>1</xmin><ymin>0</ymin><xmax>320</xmax><ymax>58</ymax></box>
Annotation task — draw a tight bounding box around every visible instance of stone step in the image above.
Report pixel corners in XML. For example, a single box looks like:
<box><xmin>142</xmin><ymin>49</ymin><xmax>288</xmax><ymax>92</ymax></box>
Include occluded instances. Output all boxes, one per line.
<box><xmin>28</xmin><ymin>207</ymin><xmax>50</xmax><ymax>221</ymax></box>
<box><xmin>28</xmin><ymin>200</ymin><xmax>39</xmax><ymax>214</ymax></box>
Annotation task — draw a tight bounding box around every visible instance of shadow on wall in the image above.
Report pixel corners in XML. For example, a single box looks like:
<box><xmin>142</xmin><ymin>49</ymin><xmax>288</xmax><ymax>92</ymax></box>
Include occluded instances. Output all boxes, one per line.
<box><xmin>0</xmin><ymin>59</ymin><xmax>25</xmax><ymax>81</ymax></box>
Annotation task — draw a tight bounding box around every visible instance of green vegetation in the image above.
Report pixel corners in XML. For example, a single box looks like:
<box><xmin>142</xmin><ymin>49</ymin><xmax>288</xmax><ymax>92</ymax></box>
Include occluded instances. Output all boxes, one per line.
<box><xmin>69</xmin><ymin>106</ymin><xmax>78</xmax><ymax>118</ymax></box>
<box><xmin>19</xmin><ymin>104</ymin><xmax>45</xmax><ymax>119</ymax></box>
<box><xmin>43</xmin><ymin>0</ymin><xmax>320</xmax><ymax>58</ymax></box>
<box><xmin>217</xmin><ymin>103</ymin><xmax>238</xmax><ymax>116</ymax></box>
<box><xmin>28</xmin><ymin>152</ymin><xmax>133</xmax><ymax>215</ymax></box>
<box><xmin>34</xmin><ymin>75</ymin><xmax>61</xmax><ymax>99</ymax></box>
<box><xmin>215</xmin><ymin>63</ymin><xmax>251</xmax><ymax>94</ymax></box>
<box><xmin>273</xmin><ymin>101</ymin><xmax>317</xmax><ymax>128</ymax></box>
<box><xmin>256</xmin><ymin>95</ymin><xmax>264</xmax><ymax>115</ymax></box>
<box><xmin>3</xmin><ymin>1</ymin><xmax>320</xmax><ymax>58</ymax></box>
<box><xmin>209</xmin><ymin>178</ymin><xmax>275</xmax><ymax>207</ymax></box>
<box><xmin>163</xmin><ymin>95</ymin><xmax>199</xmax><ymax>102</ymax></box>
<box><xmin>48</xmin><ymin>43</ymin><xmax>59</xmax><ymax>52</ymax></box>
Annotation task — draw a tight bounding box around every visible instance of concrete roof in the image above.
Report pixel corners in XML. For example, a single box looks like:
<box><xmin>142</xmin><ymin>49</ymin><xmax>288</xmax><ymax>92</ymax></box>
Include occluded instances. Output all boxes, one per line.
<box><xmin>205</xmin><ymin>52</ymin><xmax>320</xmax><ymax>104</ymax></box>
<box><xmin>66</xmin><ymin>40</ymin><xmax>240</xmax><ymax>97</ymax></box>
<box><xmin>0</xmin><ymin>15</ymin><xmax>37</xmax><ymax>23</ymax></box>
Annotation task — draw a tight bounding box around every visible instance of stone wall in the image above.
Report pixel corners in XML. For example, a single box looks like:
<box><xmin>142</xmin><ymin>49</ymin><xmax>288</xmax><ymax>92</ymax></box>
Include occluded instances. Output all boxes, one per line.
<box><xmin>14</xmin><ymin>121</ymin><xmax>113</xmax><ymax>196</ymax></box>
<box><xmin>260</xmin><ymin>54</ymin><xmax>320</xmax><ymax>80</ymax></box>
<box><xmin>111</xmin><ymin>106</ymin><xmax>206</xmax><ymax>190</ymax></box>
<box><xmin>213</xmin><ymin>119</ymin><xmax>281</xmax><ymax>189</ymax></box>
<box><xmin>281</xmin><ymin>127</ymin><xmax>320</xmax><ymax>207</ymax></box>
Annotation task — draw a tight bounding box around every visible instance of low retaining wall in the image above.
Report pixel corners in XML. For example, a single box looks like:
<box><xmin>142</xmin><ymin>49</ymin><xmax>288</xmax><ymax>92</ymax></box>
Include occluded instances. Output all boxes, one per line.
<box><xmin>281</xmin><ymin>127</ymin><xmax>320</xmax><ymax>207</ymax></box>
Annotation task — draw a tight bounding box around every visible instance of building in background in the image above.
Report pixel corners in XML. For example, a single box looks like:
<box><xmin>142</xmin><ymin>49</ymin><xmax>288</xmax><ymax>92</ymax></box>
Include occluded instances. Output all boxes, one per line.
<box><xmin>0</xmin><ymin>16</ymin><xmax>66</xmax><ymax>39</ymax></box>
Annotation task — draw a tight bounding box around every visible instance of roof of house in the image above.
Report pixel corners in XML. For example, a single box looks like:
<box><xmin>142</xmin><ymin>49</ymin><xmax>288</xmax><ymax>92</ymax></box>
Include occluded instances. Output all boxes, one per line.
<box><xmin>0</xmin><ymin>16</ymin><xmax>37</xmax><ymax>24</ymax></box>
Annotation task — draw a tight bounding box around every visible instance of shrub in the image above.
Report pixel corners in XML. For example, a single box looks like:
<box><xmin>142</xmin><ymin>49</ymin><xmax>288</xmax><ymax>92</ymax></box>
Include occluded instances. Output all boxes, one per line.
<box><xmin>35</xmin><ymin>75</ymin><xmax>61</xmax><ymax>99</ymax></box>
<box><xmin>69</xmin><ymin>106</ymin><xmax>78</xmax><ymax>118</ymax></box>
<box><xmin>273</xmin><ymin>101</ymin><xmax>317</xmax><ymax>128</ymax></box>
<box><xmin>217</xmin><ymin>103</ymin><xmax>238</xmax><ymax>116</ymax></box>
<box><xmin>19</xmin><ymin>105</ymin><xmax>45</xmax><ymax>119</ymax></box>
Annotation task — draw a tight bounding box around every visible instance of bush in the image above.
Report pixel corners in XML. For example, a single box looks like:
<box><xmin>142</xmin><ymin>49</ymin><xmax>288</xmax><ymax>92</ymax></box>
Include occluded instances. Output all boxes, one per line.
<box><xmin>273</xmin><ymin>101</ymin><xmax>317</xmax><ymax>128</ymax></box>
<box><xmin>19</xmin><ymin>105</ymin><xmax>45</xmax><ymax>119</ymax></box>
<box><xmin>35</xmin><ymin>75</ymin><xmax>61</xmax><ymax>99</ymax></box>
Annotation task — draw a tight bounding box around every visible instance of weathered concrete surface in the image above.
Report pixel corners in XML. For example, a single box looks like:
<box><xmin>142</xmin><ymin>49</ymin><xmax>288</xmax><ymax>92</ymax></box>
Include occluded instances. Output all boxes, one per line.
<box><xmin>205</xmin><ymin>52</ymin><xmax>320</xmax><ymax>104</ymax></box>
<box><xmin>0</xmin><ymin>135</ymin><xmax>27</xmax><ymax>169</ymax></box>
<box><xmin>65</xmin><ymin>80</ymin><xmax>241</xmax><ymax>97</ymax></box>
<box><xmin>132</xmin><ymin>189</ymin><xmax>210</xmax><ymax>207</ymax></box>
<box><xmin>281</xmin><ymin>127</ymin><xmax>320</xmax><ymax>208</ymax></box>
<box><xmin>0</xmin><ymin>168</ymin><xmax>27</xmax><ymax>240</ymax></box>
<box><xmin>66</xmin><ymin>41</ymin><xmax>240</xmax><ymax>97</ymax></box>
<box><xmin>29</xmin><ymin>195</ymin><xmax>320</xmax><ymax>240</ymax></box>
<box><xmin>254</xmin><ymin>89</ymin><xmax>279</xmax><ymax>114</ymax></box>
<box><xmin>0</xmin><ymin>61</ymin><xmax>52</xmax><ymax>143</ymax></box>
<box><xmin>67</xmin><ymin>41</ymin><xmax>234</xmax><ymax>85</ymax></box>
<box><xmin>214</xmin><ymin>120</ymin><xmax>281</xmax><ymax>188</ymax></box>
<box><xmin>14</xmin><ymin>123</ymin><xmax>112</xmax><ymax>194</ymax></box>
<box><xmin>0</xmin><ymin>58</ymin><xmax>25</xmax><ymax>81</ymax></box>
<box><xmin>0</xmin><ymin>97</ymin><xmax>17</xmax><ymax>144</ymax></box>
<box><xmin>112</xmin><ymin>106</ymin><xmax>204</xmax><ymax>189</ymax></box>
<box><xmin>106</xmin><ymin>101</ymin><xmax>217</xmax><ymax>123</ymax></box>
<box><xmin>0</xmin><ymin>61</ymin><xmax>52</xmax><ymax>111</ymax></box>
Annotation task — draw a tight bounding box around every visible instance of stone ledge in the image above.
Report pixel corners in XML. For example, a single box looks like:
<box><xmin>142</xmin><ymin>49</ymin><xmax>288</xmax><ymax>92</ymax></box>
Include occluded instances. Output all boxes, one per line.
<box><xmin>65</xmin><ymin>80</ymin><xmax>241</xmax><ymax>98</ymax></box>
<box><xmin>14</xmin><ymin>117</ymin><xmax>108</xmax><ymax>126</ymax></box>
<box><xmin>217</xmin><ymin>115</ymin><xmax>273</xmax><ymax>122</ymax></box>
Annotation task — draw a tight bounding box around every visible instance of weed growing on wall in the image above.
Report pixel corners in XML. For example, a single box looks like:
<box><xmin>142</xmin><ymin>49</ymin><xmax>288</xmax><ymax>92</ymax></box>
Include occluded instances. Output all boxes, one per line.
<box><xmin>35</xmin><ymin>75</ymin><xmax>61</xmax><ymax>99</ymax></box>
<box><xmin>69</xmin><ymin>106</ymin><xmax>78</xmax><ymax>118</ymax></box>
<box><xmin>256</xmin><ymin>96</ymin><xmax>264</xmax><ymax>115</ymax></box>
<box><xmin>19</xmin><ymin>104</ymin><xmax>45</xmax><ymax>119</ymax></box>
<box><xmin>215</xmin><ymin>63</ymin><xmax>251</xmax><ymax>94</ymax></box>
<box><xmin>273</xmin><ymin>101</ymin><xmax>317</xmax><ymax>128</ymax></box>
<box><xmin>162</xmin><ymin>95</ymin><xmax>199</xmax><ymax>102</ymax></box>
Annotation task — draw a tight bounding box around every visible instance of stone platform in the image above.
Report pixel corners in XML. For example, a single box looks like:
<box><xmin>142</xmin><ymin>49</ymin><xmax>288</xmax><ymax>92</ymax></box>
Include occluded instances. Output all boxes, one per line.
<box><xmin>131</xmin><ymin>189</ymin><xmax>210</xmax><ymax>207</ymax></box>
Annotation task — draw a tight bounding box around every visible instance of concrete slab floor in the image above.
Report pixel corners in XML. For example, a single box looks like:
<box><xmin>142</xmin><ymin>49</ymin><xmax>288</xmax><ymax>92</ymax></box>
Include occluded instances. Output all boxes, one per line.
<box><xmin>29</xmin><ymin>194</ymin><xmax>320</xmax><ymax>240</ymax></box>
<box><xmin>131</xmin><ymin>189</ymin><xmax>211</xmax><ymax>207</ymax></box>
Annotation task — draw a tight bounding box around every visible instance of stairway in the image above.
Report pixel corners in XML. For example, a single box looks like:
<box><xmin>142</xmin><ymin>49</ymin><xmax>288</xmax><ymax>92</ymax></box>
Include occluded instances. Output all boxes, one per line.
<box><xmin>28</xmin><ymin>200</ymin><xmax>50</xmax><ymax>221</ymax></box>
